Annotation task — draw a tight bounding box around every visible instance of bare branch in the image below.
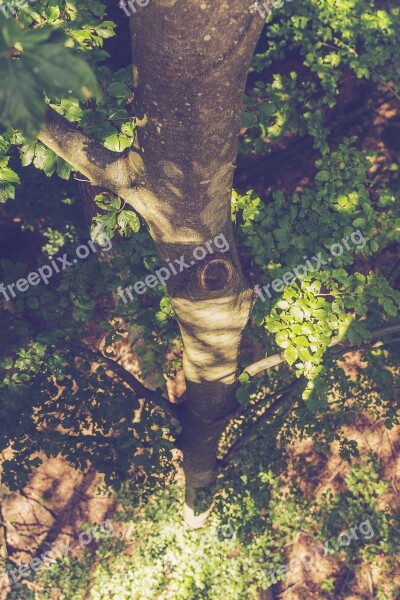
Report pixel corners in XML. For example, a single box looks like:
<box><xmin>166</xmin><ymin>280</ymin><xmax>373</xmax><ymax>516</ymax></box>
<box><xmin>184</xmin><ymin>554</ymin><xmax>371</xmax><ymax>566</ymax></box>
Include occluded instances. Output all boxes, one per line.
<box><xmin>243</xmin><ymin>323</ymin><xmax>400</xmax><ymax>377</ymax></box>
<box><xmin>220</xmin><ymin>380</ymin><xmax>300</xmax><ymax>467</ymax></box>
<box><xmin>72</xmin><ymin>345</ymin><xmax>180</xmax><ymax>421</ymax></box>
<box><xmin>0</xmin><ymin>307</ymin><xmax>178</xmax><ymax>420</ymax></box>
<box><xmin>221</xmin><ymin>323</ymin><xmax>400</xmax><ymax>466</ymax></box>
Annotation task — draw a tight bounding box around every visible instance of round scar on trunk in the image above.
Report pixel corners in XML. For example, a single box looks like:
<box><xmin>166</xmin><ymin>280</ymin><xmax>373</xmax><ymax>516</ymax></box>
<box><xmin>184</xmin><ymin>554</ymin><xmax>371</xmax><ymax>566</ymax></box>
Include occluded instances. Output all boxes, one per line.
<box><xmin>199</xmin><ymin>258</ymin><xmax>234</xmax><ymax>291</ymax></box>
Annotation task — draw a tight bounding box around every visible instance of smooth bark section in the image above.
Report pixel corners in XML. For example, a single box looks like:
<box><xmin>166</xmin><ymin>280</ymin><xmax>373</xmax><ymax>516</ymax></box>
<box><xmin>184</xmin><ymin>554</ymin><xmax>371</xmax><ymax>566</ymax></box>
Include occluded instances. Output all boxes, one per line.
<box><xmin>175</xmin><ymin>289</ymin><xmax>253</xmax><ymax>511</ymax></box>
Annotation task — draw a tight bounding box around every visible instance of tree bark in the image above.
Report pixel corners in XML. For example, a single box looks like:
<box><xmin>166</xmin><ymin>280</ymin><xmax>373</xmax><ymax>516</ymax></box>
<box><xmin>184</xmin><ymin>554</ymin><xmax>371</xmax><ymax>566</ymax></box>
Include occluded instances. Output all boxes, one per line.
<box><xmin>128</xmin><ymin>1</ymin><xmax>263</xmax><ymax>527</ymax></box>
<box><xmin>38</xmin><ymin>1</ymin><xmax>264</xmax><ymax>527</ymax></box>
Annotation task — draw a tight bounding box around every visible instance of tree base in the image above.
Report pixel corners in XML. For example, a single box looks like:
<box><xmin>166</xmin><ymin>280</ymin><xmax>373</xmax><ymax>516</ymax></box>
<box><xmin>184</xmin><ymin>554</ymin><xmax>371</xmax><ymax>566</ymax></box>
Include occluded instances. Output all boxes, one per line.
<box><xmin>183</xmin><ymin>503</ymin><xmax>212</xmax><ymax>529</ymax></box>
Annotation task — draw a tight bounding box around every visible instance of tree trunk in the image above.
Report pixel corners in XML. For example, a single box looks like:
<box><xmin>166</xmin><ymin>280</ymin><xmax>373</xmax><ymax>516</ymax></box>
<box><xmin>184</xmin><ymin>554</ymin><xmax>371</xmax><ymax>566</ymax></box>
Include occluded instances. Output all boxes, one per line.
<box><xmin>128</xmin><ymin>2</ymin><xmax>263</xmax><ymax>526</ymax></box>
<box><xmin>38</xmin><ymin>1</ymin><xmax>264</xmax><ymax>527</ymax></box>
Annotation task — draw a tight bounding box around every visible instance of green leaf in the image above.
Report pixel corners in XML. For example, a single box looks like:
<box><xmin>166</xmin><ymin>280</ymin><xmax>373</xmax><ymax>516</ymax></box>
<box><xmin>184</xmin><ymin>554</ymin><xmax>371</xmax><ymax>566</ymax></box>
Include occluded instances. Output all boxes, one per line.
<box><xmin>121</xmin><ymin>121</ymin><xmax>135</xmax><ymax>137</ymax></box>
<box><xmin>43</xmin><ymin>148</ymin><xmax>57</xmax><ymax>177</ymax></box>
<box><xmin>56</xmin><ymin>157</ymin><xmax>72</xmax><ymax>180</ymax></box>
<box><xmin>267</xmin><ymin>319</ymin><xmax>283</xmax><ymax>333</ymax></box>
<box><xmin>294</xmin><ymin>336</ymin><xmax>309</xmax><ymax>347</ymax></box>
<box><xmin>103</xmin><ymin>133</ymin><xmax>132</xmax><ymax>152</ymax></box>
<box><xmin>1</xmin><ymin>357</ymin><xmax>13</xmax><ymax>369</ymax></box>
<box><xmin>93</xmin><ymin>21</ymin><xmax>116</xmax><ymax>39</ymax></box>
<box><xmin>240</xmin><ymin>111</ymin><xmax>258</xmax><ymax>128</ymax></box>
<box><xmin>298</xmin><ymin>347</ymin><xmax>313</xmax><ymax>362</ymax></box>
<box><xmin>0</xmin><ymin>181</ymin><xmax>15</xmax><ymax>202</ymax></box>
<box><xmin>370</xmin><ymin>240</ymin><xmax>379</xmax><ymax>253</ymax></box>
<box><xmin>0</xmin><ymin>167</ymin><xmax>20</xmax><ymax>184</ymax></box>
<box><xmin>91</xmin><ymin>212</ymin><xmax>117</xmax><ymax>244</ymax></box>
<box><xmin>353</xmin><ymin>217</ymin><xmax>366</xmax><ymax>228</ymax></box>
<box><xmin>346</xmin><ymin>328</ymin><xmax>362</xmax><ymax>345</ymax></box>
<box><xmin>20</xmin><ymin>142</ymin><xmax>37</xmax><ymax>166</ymax></box>
<box><xmin>238</xmin><ymin>372</ymin><xmax>250</xmax><ymax>384</ymax></box>
<box><xmin>277</xmin><ymin>300</ymin><xmax>290</xmax><ymax>310</ymax></box>
<box><xmin>383</xmin><ymin>298</ymin><xmax>397</xmax><ymax>317</ymax></box>
<box><xmin>107</xmin><ymin>81</ymin><xmax>130</xmax><ymax>98</ymax></box>
<box><xmin>276</xmin><ymin>331</ymin><xmax>289</xmax><ymax>349</ymax></box>
<box><xmin>284</xmin><ymin>345</ymin><xmax>298</xmax><ymax>366</ymax></box>
<box><xmin>117</xmin><ymin>210</ymin><xmax>140</xmax><ymax>236</ymax></box>
<box><xmin>0</xmin><ymin>58</ymin><xmax>46</xmax><ymax>138</ymax></box>
<box><xmin>315</xmin><ymin>170</ymin><xmax>330</xmax><ymax>182</ymax></box>
<box><xmin>94</xmin><ymin>193</ymin><xmax>121</xmax><ymax>211</ymax></box>
<box><xmin>56</xmin><ymin>98</ymin><xmax>83</xmax><ymax>121</ymax></box>
<box><xmin>258</xmin><ymin>102</ymin><xmax>277</xmax><ymax>118</ymax></box>
<box><xmin>291</xmin><ymin>306</ymin><xmax>304</xmax><ymax>321</ymax></box>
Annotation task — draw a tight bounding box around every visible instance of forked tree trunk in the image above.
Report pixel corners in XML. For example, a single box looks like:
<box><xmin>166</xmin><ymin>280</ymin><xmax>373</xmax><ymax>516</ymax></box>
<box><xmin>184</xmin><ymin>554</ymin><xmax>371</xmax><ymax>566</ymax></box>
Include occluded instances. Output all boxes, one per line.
<box><xmin>128</xmin><ymin>2</ymin><xmax>263</xmax><ymax>526</ymax></box>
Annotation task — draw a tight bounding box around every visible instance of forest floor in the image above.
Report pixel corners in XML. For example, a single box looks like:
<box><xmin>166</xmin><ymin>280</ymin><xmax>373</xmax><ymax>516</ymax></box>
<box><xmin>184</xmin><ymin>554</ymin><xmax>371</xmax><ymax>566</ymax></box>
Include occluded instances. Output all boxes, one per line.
<box><xmin>0</xmin><ymin>357</ymin><xmax>398</xmax><ymax>599</ymax></box>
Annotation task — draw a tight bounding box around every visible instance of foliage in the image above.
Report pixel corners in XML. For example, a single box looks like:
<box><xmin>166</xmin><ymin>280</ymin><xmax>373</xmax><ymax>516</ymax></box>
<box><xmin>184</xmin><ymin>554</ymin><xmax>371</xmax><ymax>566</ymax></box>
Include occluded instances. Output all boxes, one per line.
<box><xmin>0</xmin><ymin>14</ymin><xmax>99</xmax><ymax>137</ymax></box>
<box><xmin>241</xmin><ymin>0</ymin><xmax>400</xmax><ymax>155</ymax></box>
<box><xmin>233</xmin><ymin>138</ymin><xmax>400</xmax><ymax>403</ymax></box>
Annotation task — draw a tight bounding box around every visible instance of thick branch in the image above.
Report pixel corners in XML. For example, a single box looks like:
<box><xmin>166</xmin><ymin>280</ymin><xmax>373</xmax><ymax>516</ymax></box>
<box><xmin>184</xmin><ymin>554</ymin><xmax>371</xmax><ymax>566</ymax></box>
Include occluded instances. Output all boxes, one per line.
<box><xmin>243</xmin><ymin>323</ymin><xmax>400</xmax><ymax>377</ymax></box>
<box><xmin>37</xmin><ymin>107</ymin><xmax>142</xmax><ymax>197</ymax></box>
